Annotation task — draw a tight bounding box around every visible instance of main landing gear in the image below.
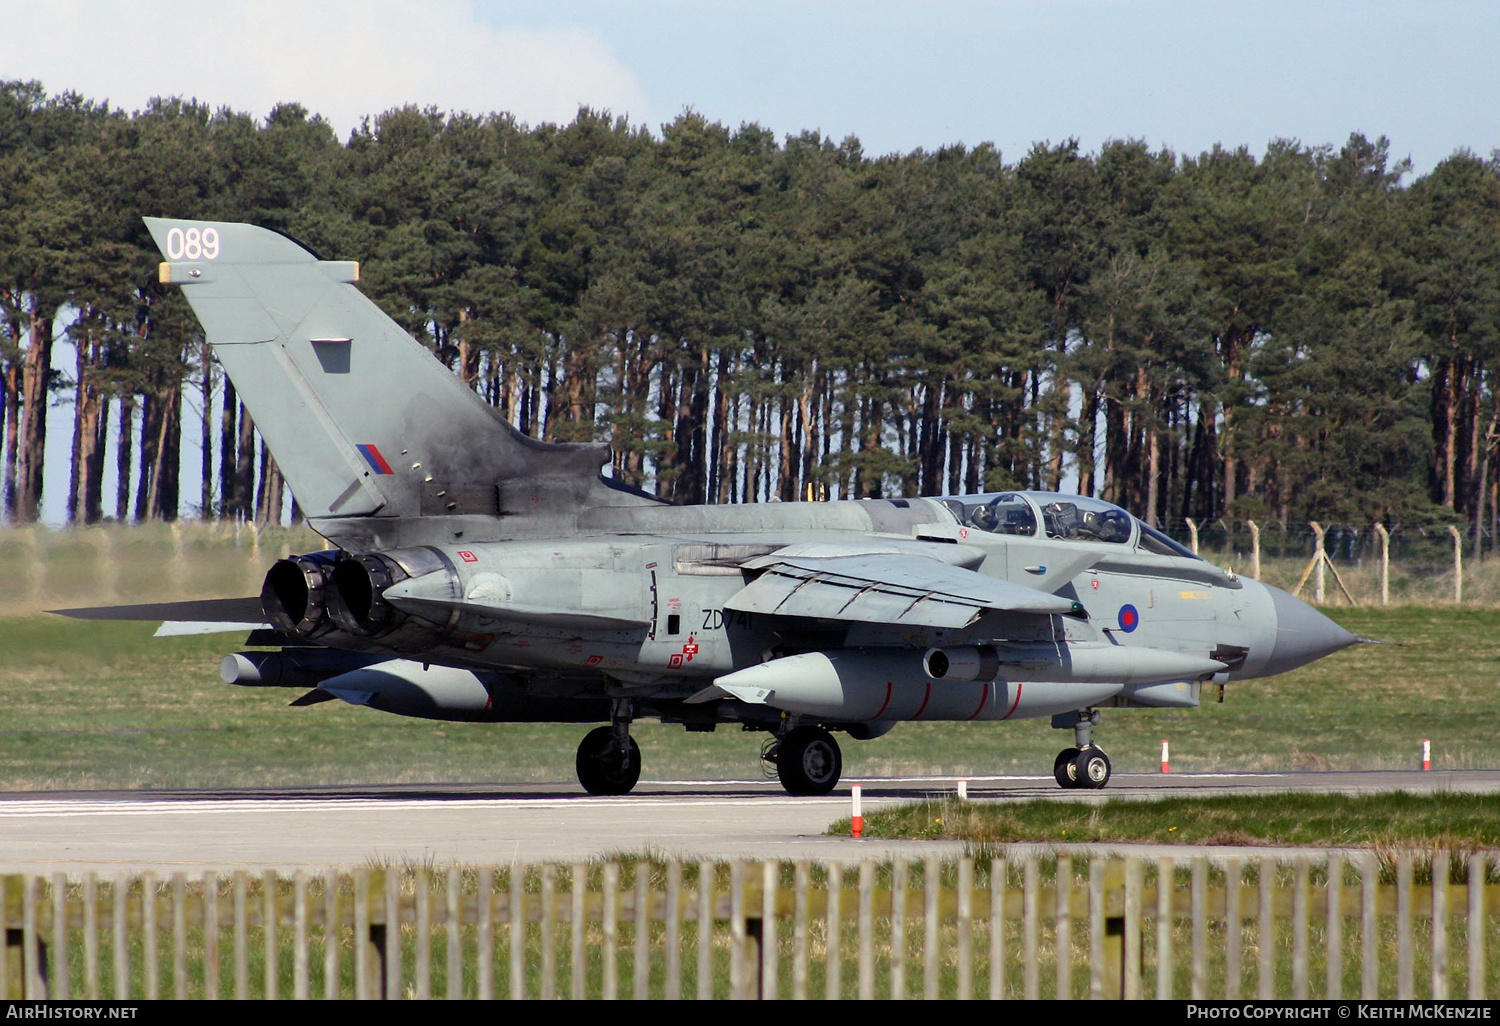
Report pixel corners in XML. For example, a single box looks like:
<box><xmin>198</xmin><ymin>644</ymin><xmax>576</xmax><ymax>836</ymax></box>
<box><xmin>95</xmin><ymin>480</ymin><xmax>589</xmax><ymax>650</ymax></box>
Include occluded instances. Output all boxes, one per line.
<box><xmin>575</xmin><ymin>700</ymin><xmax>641</xmax><ymax>795</ymax></box>
<box><xmin>766</xmin><ymin>724</ymin><xmax>843</xmax><ymax>796</ymax></box>
<box><xmin>572</xmin><ymin>703</ymin><xmax>848</xmax><ymax>797</ymax></box>
<box><xmin>1052</xmin><ymin>708</ymin><xmax>1112</xmax><ymax>790</ymax></box>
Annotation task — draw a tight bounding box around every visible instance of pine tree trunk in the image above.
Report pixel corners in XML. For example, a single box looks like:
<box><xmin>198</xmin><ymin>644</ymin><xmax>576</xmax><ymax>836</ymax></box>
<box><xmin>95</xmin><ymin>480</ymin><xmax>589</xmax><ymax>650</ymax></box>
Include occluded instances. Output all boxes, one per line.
<box><xmin>70</xmin><ymin>335</ymin><xmax>106</xmax><ymax>524</ymax></box>
<box><xmin>234</xmin><ymin>402</ymin><xmax>255</xmax><ymax>520</ymax></box>
<box><xmin>140</xmin><ymin>378</ymin><xmax>181</xmax><ymax>521</ymax></box>
<box><xmin>0</xmin><ymin>358</ymin><xmax>11</xmax><ymax>520</ymax></box>
<box><xmin>14</xmin><ymin>311</ymin><xmax>53</xmax><ymax>522</ymax></box>
<box><xmin>67</xmin><ymin>349</ymin><xmax>81</xmax><ymax>524</ymax></box>
<box><xmin>777</xmin><ymin>373</ymin><xmax>796</xmax><ymax>502</ymax></box>
<box><xmin>220</xmin><ymin>378</ymin><xmax>237</xmax><ymax>520</ymax></box>
<box><xmin>85</xmin><ymin>396</ymin><xmax>108</xmax><ymax>524</ymax></box>
<box><xmin>457</xmin><ymin>309</ymin><xmax>480</xmax><ymax>391</ymax></box>
<box><xmin>712</xmin><ymin>350</ymin><xmax>735</xmax><ymax>504</ymax></box>
<box><xmin>256</xmin><ymin>446</ymin><xmax>283</xmax><ymax>525</ymax></box>
<box><xmin>1146</xmin><ymin>381</ymin><xmax>1163</xmax><ymax>526</ymax></box>
<box><xmin>656</xmin><ymin>364</ymin><xmax>677</xmax><ymax>501</ymax></box>
<box><xmin>686</xmin><ymin>345</ymin><xmax>710</xmax><ymax>504</ymax></box>
<box><xmin>254</xmin><ymin>440</ymin><xmax>269</xmax><ymax>523</ymax></box>
<box><xmin>1443</xmin><ymin>359</ymin><xmax>1463</xmax><ymax>507</ymax></box>
<box><xmin>153</xmin><ymin>381</ymin><xmax>181</xmax><ymax>521</ymax></box>
<box><xmin>268</xmin><ymin>456</ymin><xmax>283</xmax><ymax>525</ymax></box>
<box><xmin>115</xmin><ymin>394</ymin><xmax>134</xmax><ymax>521</ymax></box>
<box><xmin>1078</xmin><ymin>387</ymin><xmax>1100</xmax><ymax>498</ymax></box>
<box><xmin>917</xmin><ymin>382</ymin><xmax>941</xmax><ymax>494</ymax></box>
<box><xmin>134</xmin><ymin>392</ymin><xmax>157</xmax><ymax>522</ymax></box>
<box><xmin>797</xmin><ymin>372</ymin><xmax>819</xmax><ymax>500</ymax></box>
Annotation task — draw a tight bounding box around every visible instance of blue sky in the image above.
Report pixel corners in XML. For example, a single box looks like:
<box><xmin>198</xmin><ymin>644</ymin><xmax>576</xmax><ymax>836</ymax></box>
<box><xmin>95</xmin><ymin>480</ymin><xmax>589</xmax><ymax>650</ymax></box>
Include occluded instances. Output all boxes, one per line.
<box><xmin>478</xmin><ymin>0</ymin><xmax>1499</xmax><ymax>174</ymax></box>
<box><xmin>5</xmin><ymin>0</ymin><xmax>1499</xmax><ymax>521</ymax></box>
<box><xmin>9</xmin><ymin>1</ymin><xmax>1497</xmax><ymax>173</ymax></box>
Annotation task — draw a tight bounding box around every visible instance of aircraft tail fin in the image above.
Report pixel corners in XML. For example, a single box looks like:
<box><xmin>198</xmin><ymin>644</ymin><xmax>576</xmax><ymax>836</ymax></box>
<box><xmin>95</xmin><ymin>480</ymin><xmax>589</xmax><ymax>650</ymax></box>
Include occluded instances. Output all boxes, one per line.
<box><xmin>145</xmin><ymin>218</ymin><xmax>635</xmax><ymax>536</ymax></box>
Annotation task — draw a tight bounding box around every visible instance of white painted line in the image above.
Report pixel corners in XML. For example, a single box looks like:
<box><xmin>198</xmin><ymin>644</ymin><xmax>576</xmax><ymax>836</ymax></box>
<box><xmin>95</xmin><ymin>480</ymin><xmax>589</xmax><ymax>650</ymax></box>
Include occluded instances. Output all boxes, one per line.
<box><xmin>0</xmin><ymin>795</ymin><xmax>877</xmax><ymax>819</ymax></box>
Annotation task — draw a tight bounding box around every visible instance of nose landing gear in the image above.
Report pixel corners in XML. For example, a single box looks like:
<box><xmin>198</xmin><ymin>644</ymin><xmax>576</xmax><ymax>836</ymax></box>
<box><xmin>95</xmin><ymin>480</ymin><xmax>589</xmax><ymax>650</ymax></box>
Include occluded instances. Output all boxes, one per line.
<box><xmin>765</xmin><ymin>724</ymin><xmax>843</xmax><ymax>796</ymax></box>
<box><xmin>1052</xmin><ymin>709</ymin><xmax>1111</xmax><ymax>790</ymax></box>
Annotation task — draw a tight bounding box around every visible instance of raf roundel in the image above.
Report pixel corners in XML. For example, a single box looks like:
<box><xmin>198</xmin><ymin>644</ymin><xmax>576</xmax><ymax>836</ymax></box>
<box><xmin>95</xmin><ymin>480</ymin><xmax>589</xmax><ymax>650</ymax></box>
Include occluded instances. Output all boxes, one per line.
<box><xmin>1117</xmin><ymin>604</ymin><xmax>1140</xmax><ymax>633</ymax></box>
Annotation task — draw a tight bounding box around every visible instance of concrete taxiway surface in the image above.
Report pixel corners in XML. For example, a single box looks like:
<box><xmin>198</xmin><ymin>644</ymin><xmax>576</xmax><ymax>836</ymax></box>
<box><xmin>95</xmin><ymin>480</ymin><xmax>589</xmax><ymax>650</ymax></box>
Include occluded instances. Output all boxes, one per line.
<box><xmin>0</xmin><ymin>770</ymin><xmax>1493</xmax><ymax>874</ymax></box>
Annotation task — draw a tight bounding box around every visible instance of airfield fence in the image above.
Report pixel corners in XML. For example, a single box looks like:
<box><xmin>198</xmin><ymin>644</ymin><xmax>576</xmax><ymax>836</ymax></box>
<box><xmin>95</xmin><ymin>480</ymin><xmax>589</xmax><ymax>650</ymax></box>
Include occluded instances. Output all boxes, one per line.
<box><xmin>3</xmin><ymin>853</ymin><xmax>1497</xmax><ymax>1000</ymax></box>
<box><xmin>1</xmin><ymin>519</ymin><xmax>1498</xmax><ymax>614</ymax></box>
<box><xmin>2</xmin><ymin>516</ymin><xmax>1500</xmax><ymax>612</ymax></box>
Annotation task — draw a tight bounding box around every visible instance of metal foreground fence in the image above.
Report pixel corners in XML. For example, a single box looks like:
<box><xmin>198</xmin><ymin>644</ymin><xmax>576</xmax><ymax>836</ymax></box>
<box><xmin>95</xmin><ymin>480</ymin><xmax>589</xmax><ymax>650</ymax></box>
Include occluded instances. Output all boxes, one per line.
<box><xmin>2</xmin><ymin>854</ymin><xmax>1498</xmax><ymax>1000</ymax></box>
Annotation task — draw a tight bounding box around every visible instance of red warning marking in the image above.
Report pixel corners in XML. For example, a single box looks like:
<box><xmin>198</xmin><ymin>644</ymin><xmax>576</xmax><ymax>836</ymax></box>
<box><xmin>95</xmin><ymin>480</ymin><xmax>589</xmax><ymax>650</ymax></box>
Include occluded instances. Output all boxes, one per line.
<box><xmin>910</xmin><ymin>681</ymin><xmax>933</xmax><ymax>720</ymax></box>
<box><xmin>668</xmin><ymin>653</ymin><xmax>684</xmax><ymax>669</ymax></box>
<box><xmin>585</xmin><ymin>654</ymin><xmax>603</xmax><ymax>666</ymax></box>
<box><xmin>1091</xmin><ymin>578</ymin><xmax>1100</xmax><ymax>590</ymax></box>
<box><xmin>873</xmin><ymin>682</ymin><xmax>894</xmax><ymax>720</ymax></box>
<box><xmin>966</xmin><ymin>680</ymin><xmax>991</xmax><ymax>721</ymax></box>
<box><xmin>682</xmin><ymin>636</ymin><xmax>699</xmax><ymax>660</ymax></box>
<box><xmin>1000</xmin><ymin>682</ymin><xmax>1025</xmax><ymax>720</ymax></box>
<box><xmin>458</xmin><ymin>550</ymin><xmax>478</xmax><ymax>563</ymax></box>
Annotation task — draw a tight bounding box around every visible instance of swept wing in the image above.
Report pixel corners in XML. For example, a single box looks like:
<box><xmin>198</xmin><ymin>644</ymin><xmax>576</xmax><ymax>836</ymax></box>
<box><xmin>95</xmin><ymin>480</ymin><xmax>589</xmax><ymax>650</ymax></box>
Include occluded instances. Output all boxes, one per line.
<box><xmin>728</xmin><ymin>551</ymin><xmax>1080</xmax><ymax>629</ymax></box>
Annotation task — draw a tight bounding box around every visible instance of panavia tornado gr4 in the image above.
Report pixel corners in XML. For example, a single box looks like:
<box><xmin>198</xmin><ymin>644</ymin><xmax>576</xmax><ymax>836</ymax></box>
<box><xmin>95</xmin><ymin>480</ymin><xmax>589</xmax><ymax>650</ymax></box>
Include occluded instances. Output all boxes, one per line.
<box><xmin>60</xmin><ymin>218</ymin><xmax>1361</xmax><ymax>796</ymax></box>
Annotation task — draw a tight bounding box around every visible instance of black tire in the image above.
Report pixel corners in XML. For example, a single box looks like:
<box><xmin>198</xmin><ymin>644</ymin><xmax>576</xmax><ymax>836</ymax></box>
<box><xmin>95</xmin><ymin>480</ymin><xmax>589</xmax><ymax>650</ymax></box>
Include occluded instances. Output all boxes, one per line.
<box><xmin>575</xmin><ymin>726</ymin><xmax>642</xmax><ymax>795</ymax></box>
<box><xmin>1073</xmin><ymin>747</ymin><xmax>1112</xmax><ymax>790</ymax></box>
<box><xmin>1053</xmin><ymin>747</ymin><xmax>1081</xmax><ymax>789</ymax></box>
<box><xmin>776</xmin><ymin>726</ymin><xmax>843</xmax><ymax>796</ymax></box>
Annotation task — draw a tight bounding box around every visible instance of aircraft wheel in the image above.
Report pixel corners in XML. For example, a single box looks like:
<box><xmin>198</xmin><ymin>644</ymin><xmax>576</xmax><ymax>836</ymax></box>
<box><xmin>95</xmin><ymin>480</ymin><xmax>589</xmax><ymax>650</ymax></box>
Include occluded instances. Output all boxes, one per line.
<box><xmin>575</xmin><ymin>726</ymin><xmax>642</xmax><ymax>795</ymax></box>
<box><xmin>1073</xmin><ymin>747</ymin><xmax>1112</xmax><ymax>790</ymax></box>
<box><xmin>1053</xmin><ymin>747</ymin><xmax>1081</xmax><ymax>789</ymax></box>
<box><xmin>776</xmin><ymin>726</ymin><xmax>843</xmax><ymax>796</ymax></box>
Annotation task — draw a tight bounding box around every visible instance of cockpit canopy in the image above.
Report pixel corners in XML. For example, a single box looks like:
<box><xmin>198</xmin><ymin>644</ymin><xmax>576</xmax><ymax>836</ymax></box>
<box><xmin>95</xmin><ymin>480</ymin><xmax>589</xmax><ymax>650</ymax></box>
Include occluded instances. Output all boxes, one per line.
<box><xmin>937</xmin><ymin>491</ymin><xmax>1200</xmax><ymax>560</ymax></box>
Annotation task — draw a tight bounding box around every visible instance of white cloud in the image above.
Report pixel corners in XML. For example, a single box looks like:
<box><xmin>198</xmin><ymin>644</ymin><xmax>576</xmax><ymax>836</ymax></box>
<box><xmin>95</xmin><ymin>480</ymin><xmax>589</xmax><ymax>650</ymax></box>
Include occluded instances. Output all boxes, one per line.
<box><xmin>1</xmin><ymin>0</ymin><xmax>648</xmax><ymax>133</ymax></box>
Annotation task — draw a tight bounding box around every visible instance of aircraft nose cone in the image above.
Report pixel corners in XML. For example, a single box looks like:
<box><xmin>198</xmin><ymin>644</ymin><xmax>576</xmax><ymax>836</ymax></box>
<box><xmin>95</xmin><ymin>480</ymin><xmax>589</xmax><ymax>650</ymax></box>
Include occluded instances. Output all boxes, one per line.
<box><xmin>1263</xmin><ymin>584</ymin><xmax>1358</xmax><ymax>675</ymax></box>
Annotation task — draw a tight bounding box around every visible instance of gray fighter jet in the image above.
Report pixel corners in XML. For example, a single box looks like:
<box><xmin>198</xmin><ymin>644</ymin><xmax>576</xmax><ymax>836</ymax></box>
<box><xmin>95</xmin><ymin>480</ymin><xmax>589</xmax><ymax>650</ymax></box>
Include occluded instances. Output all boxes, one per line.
<box><xmin>61</xmin><ymin>219</ymin><xmax>1360</xmax><ymax>796</ymax></box>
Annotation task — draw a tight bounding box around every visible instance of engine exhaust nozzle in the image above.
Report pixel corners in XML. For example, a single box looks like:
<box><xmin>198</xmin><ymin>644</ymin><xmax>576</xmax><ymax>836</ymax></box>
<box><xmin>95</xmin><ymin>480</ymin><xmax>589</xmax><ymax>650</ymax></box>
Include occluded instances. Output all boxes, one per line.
<box><xmin>260</xmin><ymin>552</ymin><xmax>340</xmax><ymax>638</ymax></box>
<box><xmin>327</xmin><ymin>553</ymin><xmax>408</xmax><ymax>637</ymax></box>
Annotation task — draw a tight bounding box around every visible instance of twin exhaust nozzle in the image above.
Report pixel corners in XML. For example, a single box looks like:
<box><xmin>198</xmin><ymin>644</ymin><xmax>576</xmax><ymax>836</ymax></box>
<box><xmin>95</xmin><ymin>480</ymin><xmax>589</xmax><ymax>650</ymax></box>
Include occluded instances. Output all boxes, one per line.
<box><xmin>261</xmin><ymin>550</ymin><xmax>410</xmax><ymax>639</ymax></box>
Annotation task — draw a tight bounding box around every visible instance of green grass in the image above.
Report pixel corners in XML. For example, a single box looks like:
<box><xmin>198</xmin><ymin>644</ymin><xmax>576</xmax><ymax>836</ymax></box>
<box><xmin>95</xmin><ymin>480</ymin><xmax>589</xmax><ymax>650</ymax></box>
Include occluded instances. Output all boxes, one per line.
<box><xmin>1</xmin><ymin>516</ymin><xmax>1499</xmax><ymax>792</ymax></box>
<box><xmin>0</xmin><ymin>603</ymin><xmax>1497</xmax><ymax>789</ymax></box>
<box><xmin>830</xmin><ymin>793</ymin><xmax>1500</xmax><ymax>850</ymax></box>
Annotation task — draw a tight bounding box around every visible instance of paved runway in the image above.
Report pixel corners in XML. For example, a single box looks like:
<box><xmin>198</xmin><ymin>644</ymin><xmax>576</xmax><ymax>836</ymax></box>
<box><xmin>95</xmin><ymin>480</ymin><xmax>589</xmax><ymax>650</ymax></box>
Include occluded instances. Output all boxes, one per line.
<box><xmin>0</xmin><ymin>770</ymin><xmax>1494</xmax><ymax>874</ymax></box>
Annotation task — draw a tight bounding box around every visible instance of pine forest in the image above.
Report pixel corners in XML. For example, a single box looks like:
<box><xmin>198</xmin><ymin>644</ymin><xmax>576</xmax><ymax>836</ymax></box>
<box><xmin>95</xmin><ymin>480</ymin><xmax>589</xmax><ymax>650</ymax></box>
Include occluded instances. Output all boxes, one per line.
<box><xmin>2</xmin><ymin>82</ymin><xmax>1498</xmax><ymax>542</ymax></box>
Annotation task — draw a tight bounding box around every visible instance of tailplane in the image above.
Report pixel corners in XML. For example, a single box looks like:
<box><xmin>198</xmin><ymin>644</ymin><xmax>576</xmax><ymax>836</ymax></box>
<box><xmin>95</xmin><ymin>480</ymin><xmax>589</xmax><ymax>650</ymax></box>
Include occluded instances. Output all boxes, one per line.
<box><xmin>145</xmin><ymin>218</ymin><xmax>647</xmax><ymax>544</ymax></box>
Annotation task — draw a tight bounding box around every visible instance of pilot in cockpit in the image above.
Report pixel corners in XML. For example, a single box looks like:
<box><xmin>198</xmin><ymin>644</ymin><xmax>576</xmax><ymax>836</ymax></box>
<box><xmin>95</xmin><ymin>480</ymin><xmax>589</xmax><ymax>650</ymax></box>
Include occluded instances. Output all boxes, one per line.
<box><xmin>1040</xmin><ymin>500</ymin><xmax>1081</xmax><ymax>538</ymax></box>
<box><xmin>1085</xmin><ymin>508</ymin><xmax>1131</xmax><ymax>543</ymax></box>
<box><xmin>1041</xmin><ymin>500</ymin><xmax>1131</xmax><ymax>543</ymax></box>
<box><xmin>969</xmin><ymin>502</ymin><xmax>998</xmax><ymax>531</ymax></box>
<box><xmin>970</xmin><ymin>494</ymin><xmax>1036</xmax><ymax>535</ymax></box>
